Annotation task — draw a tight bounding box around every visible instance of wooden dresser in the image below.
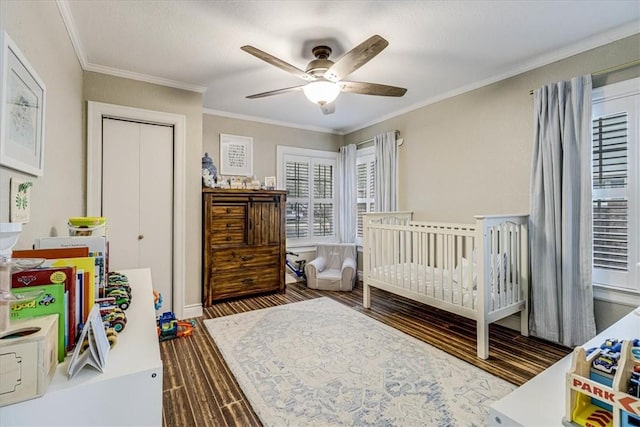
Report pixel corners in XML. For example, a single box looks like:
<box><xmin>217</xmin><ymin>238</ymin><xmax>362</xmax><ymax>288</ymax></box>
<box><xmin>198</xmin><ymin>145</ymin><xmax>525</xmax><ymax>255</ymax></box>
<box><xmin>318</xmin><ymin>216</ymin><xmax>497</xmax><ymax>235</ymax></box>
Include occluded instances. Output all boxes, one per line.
<box><xmin>202</xmin><ymin>188</ymin><xmax>287</xmax><ymax>305</ymax></box>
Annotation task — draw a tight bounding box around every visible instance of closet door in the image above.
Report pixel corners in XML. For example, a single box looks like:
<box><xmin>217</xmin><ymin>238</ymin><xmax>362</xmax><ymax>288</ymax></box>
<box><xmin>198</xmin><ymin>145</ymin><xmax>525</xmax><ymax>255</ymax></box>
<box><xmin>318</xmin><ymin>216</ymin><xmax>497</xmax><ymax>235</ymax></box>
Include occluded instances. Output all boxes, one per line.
<box><xmin>102</xmin><ymin>118</ymin><xmax>174</xmax><ymax>311</ymax></box>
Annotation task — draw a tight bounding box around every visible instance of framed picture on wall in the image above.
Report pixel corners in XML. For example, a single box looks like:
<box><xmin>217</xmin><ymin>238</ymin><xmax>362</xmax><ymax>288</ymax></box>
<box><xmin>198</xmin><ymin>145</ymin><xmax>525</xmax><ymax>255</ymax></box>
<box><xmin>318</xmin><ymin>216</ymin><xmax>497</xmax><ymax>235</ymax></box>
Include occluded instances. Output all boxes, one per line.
<box><xmin>0</xmin><ymin>31</ymin><xmax>46</xmax><ymax>176</ymax></box>
<box><xmin>220</xmin><ymin>134</ymin><xmax>253</xmax><ymax>176</ymax></box>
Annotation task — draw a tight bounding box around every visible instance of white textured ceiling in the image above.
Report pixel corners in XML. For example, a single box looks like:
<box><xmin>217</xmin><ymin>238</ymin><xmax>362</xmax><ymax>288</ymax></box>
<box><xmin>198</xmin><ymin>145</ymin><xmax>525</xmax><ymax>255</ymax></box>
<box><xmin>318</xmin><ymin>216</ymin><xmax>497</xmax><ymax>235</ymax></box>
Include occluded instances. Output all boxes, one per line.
<box><xmin>62</xmin><ymin>0</ymin><xmax>640</xmax><ymax>134</ymax></box>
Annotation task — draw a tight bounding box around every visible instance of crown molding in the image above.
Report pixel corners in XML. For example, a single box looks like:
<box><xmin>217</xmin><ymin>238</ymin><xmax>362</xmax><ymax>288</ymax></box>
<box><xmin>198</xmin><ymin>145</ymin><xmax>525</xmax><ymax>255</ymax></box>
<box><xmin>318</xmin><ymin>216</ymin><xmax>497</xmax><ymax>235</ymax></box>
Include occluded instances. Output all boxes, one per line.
<box><xmin>56</xmin><ymin>0</ymin><xmax>206</xmax><ymax>93</ymax></box>
<box><xmin>56</xmin><ymin>0</ymin><xmax>88</xmax><ymax>68</ymax></box>
<box><xmin>203</xmin><ymin>108</ymin><xmax>340</xmax><ymax>135</ymax></box>
<box><xmin>84</xmin><ymin>63</ymin><xmax>207</xmax><ymax>93</ymax></box>
<box><xmin>345</xmin><ymin>24</ymin><xmax>640</xmax><ymax>134</ymax></box>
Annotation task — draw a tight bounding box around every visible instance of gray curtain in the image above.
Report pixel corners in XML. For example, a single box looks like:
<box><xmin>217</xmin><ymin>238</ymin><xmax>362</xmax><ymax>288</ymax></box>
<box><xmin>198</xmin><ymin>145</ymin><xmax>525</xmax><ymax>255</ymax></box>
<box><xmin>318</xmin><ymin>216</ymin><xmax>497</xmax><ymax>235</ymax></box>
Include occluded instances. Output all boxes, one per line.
<box><xmin>374</xmin><ymin>131</ymin><xmax>398</xmax><ymax>212</ymax></box>
<box><xmin>530</xmin><ymin>75</ymin><xmax>596</xmax><ymax>347</ymax></box>
<box><xmin>338</xmin><ymin>144</ymin><xmax>357</xmax><ymax>243</ymax></box>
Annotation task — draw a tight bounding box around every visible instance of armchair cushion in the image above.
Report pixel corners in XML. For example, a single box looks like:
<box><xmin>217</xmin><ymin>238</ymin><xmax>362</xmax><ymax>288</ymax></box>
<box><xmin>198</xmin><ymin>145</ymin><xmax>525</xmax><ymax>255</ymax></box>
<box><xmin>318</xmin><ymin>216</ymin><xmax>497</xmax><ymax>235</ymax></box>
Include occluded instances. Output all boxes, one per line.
<box><xmin>305</xmin><ymin>243</ymin><xmax>357</xmax><ymax>291</ymax></box>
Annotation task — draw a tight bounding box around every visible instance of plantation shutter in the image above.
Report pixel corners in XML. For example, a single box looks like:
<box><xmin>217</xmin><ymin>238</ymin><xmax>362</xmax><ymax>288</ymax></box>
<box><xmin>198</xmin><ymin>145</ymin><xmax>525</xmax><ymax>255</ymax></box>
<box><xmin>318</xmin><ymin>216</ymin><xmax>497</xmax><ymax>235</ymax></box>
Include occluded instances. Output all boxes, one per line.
<box><xmin>285</xmin><ymin>160</ymin><xmax>309</xmax><ymax>238</ymax></box>
<box><xmin>356</xmin><ymin>151</ymin><xmax>376</xmax><ymax>239</ymax></box>
<box><xmin>313</xmin><ymin>163</ymin><xmax>334</xmax><ymax>237</ymax></box>
<box><xmin>592</xmin><ymin>112</ymin><xmax>629</xmax><ymax>279</ymax></box>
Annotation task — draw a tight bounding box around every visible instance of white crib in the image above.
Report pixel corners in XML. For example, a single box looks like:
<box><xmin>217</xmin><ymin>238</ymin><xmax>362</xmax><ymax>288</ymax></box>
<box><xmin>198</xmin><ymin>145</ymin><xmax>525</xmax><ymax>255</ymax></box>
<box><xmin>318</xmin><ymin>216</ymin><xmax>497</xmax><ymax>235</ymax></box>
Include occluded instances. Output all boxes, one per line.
<box><xmin>362</xmin><ymin>211</ymin><xmax>529</xmax><ymax>359</ymax></box>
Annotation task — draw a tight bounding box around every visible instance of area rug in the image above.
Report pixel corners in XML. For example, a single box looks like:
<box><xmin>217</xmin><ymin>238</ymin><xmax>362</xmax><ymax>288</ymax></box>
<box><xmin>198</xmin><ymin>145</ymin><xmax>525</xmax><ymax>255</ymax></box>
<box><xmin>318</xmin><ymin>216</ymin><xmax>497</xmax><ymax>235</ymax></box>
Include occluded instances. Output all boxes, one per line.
<box><xmin>204</xmin><ymin>297</ymin><xmax>515</xmax><ymax>427</ymax></box>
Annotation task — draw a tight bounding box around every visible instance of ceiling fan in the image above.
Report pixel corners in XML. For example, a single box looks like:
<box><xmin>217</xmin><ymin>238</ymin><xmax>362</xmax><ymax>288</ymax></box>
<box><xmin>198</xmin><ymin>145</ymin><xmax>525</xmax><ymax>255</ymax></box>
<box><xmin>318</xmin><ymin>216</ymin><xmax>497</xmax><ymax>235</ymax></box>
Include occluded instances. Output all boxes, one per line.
<box><xmin>241</xmin><ymin>35</ymin><xmax>407</xmax><ymax>115</ymax></box>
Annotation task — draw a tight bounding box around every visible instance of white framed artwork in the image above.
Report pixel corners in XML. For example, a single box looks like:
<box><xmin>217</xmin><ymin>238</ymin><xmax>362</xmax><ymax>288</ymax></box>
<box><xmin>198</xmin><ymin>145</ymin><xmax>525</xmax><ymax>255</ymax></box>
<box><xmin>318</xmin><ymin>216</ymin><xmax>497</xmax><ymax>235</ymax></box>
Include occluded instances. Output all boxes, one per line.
<box><xmin>0</xmin><ymin>31</ymin><xmax>46</xmax><ymax>176</ymax></box>
<box><xmin>220</xmin><ymin>134</ymin><xmax>253</xmax><ymax>176</ymax></box>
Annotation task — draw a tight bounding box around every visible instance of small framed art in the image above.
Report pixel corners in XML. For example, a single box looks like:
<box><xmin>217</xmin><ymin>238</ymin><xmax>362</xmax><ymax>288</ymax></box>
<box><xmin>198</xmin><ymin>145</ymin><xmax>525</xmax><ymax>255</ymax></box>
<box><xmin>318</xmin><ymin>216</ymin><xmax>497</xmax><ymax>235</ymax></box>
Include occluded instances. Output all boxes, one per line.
<box><xmin>220</xmin><ymin>134</ymin><xmax>253</xmax><ymax>176</ymax></box>
<box><xmin>0</xmin><ymin>31</ymin><xmax>46</xmax><ymax>176</ymax></box>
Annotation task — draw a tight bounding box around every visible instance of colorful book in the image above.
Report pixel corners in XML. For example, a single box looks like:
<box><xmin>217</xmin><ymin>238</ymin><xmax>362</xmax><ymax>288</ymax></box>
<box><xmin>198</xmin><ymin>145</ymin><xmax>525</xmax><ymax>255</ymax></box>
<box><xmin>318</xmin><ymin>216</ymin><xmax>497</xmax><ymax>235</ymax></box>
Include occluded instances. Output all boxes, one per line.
<box><xmin>39</xmin><ymin>258</ymin><xmax>96</xmax><ymax>322</ymax></box>
<box><xmin>11</xmin><ymin>284</ymin><xmax>67</xmax><ymax>362</ymax></box>
<box><xmin>11</xmin><ymin>266</ymin><xmax>78</xmax><ymax>352</ymax></box>
<box><xmin>36</xmin><ymin>236</ymin><xmax>108</xmax><ymax>298</ymax></box>
<box><xmin>12</xmin><ymin>247</ymin><xmax>89</xmax><ymax>259</ymax></box>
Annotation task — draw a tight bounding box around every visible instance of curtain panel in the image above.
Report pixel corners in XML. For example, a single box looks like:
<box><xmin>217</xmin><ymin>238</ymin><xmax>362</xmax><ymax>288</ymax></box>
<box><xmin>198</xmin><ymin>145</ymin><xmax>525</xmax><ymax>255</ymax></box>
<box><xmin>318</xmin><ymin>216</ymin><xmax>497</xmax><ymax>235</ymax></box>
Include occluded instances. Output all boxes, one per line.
<box><xmin>374</xmin><ymin>131</ymin><xmax>398</xmax><ymax>212</ymax></box>
<box><xmin>530</xmin><ymin>75</ymin><xmax>596</xmax><ymax>347</ymax></box>
<box><xmin>338</xmin><ymin>144</ymin><xmax>357</xmax><ymax>243</ymax></box>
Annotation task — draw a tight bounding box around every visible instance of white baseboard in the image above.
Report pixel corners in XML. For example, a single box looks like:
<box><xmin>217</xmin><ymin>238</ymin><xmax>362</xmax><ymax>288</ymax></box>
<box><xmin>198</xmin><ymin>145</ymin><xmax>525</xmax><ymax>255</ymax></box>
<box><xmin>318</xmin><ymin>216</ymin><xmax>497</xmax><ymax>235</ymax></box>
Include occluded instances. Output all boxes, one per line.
<box><xmin>183</xmin><ymin>303</ymin><xmax>203</xmax><ymax>319</ymax></box>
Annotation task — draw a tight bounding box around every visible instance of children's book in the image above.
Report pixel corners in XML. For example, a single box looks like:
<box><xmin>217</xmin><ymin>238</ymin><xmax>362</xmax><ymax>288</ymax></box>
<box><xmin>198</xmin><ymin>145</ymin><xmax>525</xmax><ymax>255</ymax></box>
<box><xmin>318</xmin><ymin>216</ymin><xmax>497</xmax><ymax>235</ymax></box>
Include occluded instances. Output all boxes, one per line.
<box><xmin>36</xmin><ymin>237</ymin><xmax>108</xmax><ymax>298</ymax></box>
<box><xmin>12</xmin><ymin>247</ymin><xmax>89</xmax><ymax>259</ymax></box>
<box><xmin>67</xmin><ymin>304</ymin><xmax>110</xmax><ymax>379</ymax></box>
<box><xmin>11</xmin><ymin>266</ymin><xmax>78</xmax><ymax>352</ymax></box>
<box><xmin>11</xmin><ymin>284</ymin><xmax>67</xmax><ymax>362</ymax></box>
<box><xmin>12</xmin><ymin>250</ymin><xmax>96</xmax><ymax>323</ymax></box>
<box><xmin>39</xmin><ymin>258</ymin><xmax>95</xmax><ymax>322</ymax></box>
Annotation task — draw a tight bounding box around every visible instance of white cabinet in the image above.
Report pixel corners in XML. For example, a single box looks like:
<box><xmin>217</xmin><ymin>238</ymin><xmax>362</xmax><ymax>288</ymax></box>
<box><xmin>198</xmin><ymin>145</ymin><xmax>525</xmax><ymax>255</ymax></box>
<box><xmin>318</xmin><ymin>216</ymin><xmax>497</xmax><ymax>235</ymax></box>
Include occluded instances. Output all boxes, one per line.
<box><xmin>0</xmin><ymin>268</ymin><xmax>163</xmax><ymax>426</ymax></box>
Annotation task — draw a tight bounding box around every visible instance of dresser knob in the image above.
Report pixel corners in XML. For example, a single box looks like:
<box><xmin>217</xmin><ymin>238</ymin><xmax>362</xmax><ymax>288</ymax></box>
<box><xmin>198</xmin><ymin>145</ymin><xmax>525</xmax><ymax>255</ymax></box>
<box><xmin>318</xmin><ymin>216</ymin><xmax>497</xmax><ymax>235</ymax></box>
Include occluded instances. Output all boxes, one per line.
<box><xmin>138</xmin><ymin>235</ymin><xmax>144</xmax><ymax>240</ymax></box>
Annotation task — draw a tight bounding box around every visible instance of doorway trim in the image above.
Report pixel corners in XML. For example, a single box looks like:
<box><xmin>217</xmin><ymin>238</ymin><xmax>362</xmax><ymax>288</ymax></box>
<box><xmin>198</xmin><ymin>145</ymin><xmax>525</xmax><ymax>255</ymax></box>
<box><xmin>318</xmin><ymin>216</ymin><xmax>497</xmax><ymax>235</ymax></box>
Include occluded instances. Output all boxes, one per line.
<box><xmin>87</xmin><ymin>101</ymin><xmax>186</xmax><ymax>320</ymax></box>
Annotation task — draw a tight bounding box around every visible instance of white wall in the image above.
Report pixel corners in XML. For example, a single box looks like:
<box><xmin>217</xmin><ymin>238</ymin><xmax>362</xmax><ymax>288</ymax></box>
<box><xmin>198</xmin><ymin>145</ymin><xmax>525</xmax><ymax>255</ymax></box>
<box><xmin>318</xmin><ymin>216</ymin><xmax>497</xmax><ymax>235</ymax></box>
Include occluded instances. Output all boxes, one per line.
<box><xmin>202</xmin><ymin>113</ymin><xmax>343</xmax><ymax>181</ymax></box>
<box><xmin>345</xmin><ymin>34</ymin><xmax>640</xmax><ymax>224</ymax></box>
<box><xmin>0</xmin><ymin>2</ymin><xmax>84</xmax><ymax>246</ymax></box>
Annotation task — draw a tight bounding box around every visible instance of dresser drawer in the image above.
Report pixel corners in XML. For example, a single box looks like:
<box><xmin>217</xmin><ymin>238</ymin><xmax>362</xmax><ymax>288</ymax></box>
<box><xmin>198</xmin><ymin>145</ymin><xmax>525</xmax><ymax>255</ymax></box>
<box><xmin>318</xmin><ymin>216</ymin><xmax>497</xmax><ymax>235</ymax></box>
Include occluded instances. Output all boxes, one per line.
<box><xmin>212</xmin><ymin>246</ymin><xmax>279</xmax><ymax>272</ymax></box>
<box><xmin>210</xmin><ymin>267</ymin><xmax>280</xmax><ymax>300</ymax></box>
<box><xmin>211</xmin><ymin>205</ymin><xmax>246</xmax><ymax>217</ymax></box>
<box><xmin>209</xmin><ymin>216</ymin><xmax>246</xmax><ymax>245</ymax></box>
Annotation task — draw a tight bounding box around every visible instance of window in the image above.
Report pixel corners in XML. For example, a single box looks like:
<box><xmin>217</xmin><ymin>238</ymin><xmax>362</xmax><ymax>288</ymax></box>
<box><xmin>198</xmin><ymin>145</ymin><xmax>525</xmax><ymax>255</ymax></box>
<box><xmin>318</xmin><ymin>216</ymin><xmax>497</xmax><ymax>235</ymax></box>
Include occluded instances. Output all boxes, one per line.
<box><xmin>277</xmin><ymin>146</ymin><xmax>337</xmax><ymax>245</ymax></box>
<box><xmin>356</xmin><ymin>146</ymin><xmax>376</xmax><ymax>244</ymax></box>
<box><xmin>591</xmin><ymin>77</ymin><xmax>639</xmax><ymax>302</ymax></box>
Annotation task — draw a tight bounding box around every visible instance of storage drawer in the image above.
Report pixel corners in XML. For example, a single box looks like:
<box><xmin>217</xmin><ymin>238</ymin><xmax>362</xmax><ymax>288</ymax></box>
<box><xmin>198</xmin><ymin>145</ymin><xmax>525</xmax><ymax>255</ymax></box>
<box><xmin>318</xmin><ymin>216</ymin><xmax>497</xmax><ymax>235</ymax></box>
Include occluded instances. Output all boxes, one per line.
<box><xmin>211</xmin><ymin>246</ymin><xmax>279</xmax><ymax>272</ymax></box>
<box><xmin>209</xmin><ymin>216</ymin><xmax>246</xmax><ymax>246</ymax></box>
<box><xmin>210</xmin><ymin>230</ymin><xmax>245</xmax><ymax>245</ymax></box>
<box><xmin>210</xmin><ymin>267</ymin><xmax>280</xmax><ymax>300</ymax></box>
<box><xmin>211</xmin><ymin>205</ymin><xmax>245</xmax><ymax>217</ymax></box>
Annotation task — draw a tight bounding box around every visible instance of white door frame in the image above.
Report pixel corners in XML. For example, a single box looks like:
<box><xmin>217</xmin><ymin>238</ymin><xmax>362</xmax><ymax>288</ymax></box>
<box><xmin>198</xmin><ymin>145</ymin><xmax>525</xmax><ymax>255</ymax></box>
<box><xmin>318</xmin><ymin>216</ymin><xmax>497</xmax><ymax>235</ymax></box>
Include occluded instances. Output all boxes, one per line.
<box><xmin>87</xmin><ymin>101</ymin><xmax>186</xmax><ymax>320</ymax></box>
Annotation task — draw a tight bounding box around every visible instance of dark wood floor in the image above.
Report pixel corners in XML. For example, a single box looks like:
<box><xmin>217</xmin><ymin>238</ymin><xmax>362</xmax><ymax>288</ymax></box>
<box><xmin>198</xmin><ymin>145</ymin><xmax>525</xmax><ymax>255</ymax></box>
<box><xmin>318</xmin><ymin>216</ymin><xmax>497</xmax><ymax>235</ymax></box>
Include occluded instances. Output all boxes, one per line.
<box><xmin>160</xmin><ymin>282</ymin><xmax>571</xmax><ymax>427</ymax></box>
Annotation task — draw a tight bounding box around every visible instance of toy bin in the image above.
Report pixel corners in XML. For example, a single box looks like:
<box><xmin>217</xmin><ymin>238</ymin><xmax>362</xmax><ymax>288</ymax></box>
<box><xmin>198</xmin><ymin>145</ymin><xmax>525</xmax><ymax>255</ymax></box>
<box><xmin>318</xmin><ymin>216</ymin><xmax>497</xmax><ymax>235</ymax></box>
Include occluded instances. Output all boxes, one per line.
<box><xmin>68</xmin><ymin>217</ymin><xmax>107</xmax><ymax>236</ymax></box>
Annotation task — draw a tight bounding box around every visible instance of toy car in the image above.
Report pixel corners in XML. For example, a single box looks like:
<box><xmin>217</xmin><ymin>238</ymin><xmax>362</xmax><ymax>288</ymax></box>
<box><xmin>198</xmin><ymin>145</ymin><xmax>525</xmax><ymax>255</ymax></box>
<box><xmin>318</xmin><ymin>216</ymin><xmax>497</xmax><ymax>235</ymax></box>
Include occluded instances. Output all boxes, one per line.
<box><xmin>156</xmin><ymin>311</ymin><xmax>195</xmax><ymax>342</ymax></box>
<box><xmin>105</xmin><ymin>288</ymin><xmax>130</xmax><ymax>310</ymax></box>
<box><xmin>101</xmin><ymin>308</ymin><xmax>127</xmax><ymax>333</ymax></box>
<box><xmin>592</xmin><ymin>349</ymin><xmax>620</xmax><ymax>374</ymax></box>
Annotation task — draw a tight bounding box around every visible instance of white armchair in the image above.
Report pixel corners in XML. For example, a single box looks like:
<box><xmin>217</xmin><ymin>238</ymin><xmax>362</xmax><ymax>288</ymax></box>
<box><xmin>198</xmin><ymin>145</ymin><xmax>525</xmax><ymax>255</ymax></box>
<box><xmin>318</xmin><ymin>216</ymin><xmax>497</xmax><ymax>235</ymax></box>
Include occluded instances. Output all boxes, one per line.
<box><xmin>304</xmin><ymin>243</ymin><xmax>357</xmax><ymax>291</ymax></box>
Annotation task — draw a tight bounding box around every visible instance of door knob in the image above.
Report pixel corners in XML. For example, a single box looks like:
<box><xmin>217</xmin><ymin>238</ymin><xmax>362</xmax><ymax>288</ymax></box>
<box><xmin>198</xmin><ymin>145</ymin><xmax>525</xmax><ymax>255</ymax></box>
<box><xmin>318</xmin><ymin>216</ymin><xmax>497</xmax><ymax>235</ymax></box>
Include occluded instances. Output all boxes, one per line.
<box><xmin>138</xmin><ymin>235</ymin><xmax>144</xmax><ymax>240</ymax></box>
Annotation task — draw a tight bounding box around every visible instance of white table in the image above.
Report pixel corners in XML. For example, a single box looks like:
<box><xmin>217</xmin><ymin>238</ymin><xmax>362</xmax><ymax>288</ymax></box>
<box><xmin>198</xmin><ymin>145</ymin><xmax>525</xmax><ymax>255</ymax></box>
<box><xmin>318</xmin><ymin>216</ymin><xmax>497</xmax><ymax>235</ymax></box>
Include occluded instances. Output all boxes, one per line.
<box><xmin>0</xmin><ymin>268</ymin><xmax>163</xmax><ymax>426</ymax></box>
<box><xmin>488</xmin><ymin>307</ymin><xmax>640</xmax><ymax>427</ymax></box>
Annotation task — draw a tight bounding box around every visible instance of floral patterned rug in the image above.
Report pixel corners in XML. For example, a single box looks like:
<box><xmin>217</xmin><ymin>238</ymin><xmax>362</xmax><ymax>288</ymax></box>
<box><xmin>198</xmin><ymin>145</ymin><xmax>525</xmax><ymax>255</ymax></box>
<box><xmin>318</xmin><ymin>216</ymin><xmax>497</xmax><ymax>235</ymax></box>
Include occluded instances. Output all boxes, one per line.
<box><xmin>204</xmin><ymin>297</ymin><xmax>515</xmax><ymax>427</ymax></box>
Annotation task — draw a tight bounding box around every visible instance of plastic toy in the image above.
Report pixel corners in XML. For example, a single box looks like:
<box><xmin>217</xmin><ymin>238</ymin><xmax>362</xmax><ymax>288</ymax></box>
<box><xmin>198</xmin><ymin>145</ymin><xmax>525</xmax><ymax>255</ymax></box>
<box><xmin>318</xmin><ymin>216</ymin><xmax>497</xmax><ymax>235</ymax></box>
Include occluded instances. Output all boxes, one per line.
<box><xmin>156</xmin><ymin>311</ymin><xmax>195</xmax><ymax>342</ymax></box>
<box><xmin>101</xmin><ymin>308</ymin><xmax>127</xmax><ymax>333</ymax></box>
<box><xmin>153</xmin><ymin>290</ymin><xmax>163</xmax><ymax>310</ymax></box>
<box><xmin>106</xmin><ymin>288</ymin><xmax>130</xmax><ymax>311</ymax></box>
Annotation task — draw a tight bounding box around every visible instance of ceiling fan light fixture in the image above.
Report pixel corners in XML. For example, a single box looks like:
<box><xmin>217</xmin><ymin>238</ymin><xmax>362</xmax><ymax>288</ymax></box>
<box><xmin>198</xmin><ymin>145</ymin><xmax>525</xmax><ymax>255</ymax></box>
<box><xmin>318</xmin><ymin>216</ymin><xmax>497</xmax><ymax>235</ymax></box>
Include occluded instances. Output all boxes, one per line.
<box><xmin>302</xmin><ymin>81</ymin><xmax>341</xmax><ymax>105</ymax></box>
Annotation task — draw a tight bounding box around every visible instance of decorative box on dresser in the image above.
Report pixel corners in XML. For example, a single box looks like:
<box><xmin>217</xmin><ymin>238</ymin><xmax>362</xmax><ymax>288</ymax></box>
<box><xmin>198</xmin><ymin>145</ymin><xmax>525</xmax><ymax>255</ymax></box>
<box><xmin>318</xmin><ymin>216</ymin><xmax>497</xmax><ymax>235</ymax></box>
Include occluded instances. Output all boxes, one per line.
<box><xmin>202</xmin><ymin>188</ymin><xmax>287</xmax><ymax>305</ymax></box>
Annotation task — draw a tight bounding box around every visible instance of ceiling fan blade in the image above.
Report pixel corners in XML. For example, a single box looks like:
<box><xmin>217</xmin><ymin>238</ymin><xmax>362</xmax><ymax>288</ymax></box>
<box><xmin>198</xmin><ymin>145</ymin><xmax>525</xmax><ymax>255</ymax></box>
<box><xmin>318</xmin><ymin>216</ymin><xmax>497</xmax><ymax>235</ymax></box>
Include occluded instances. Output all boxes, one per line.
<box><xmin>320</xmin><ymin>102</ymin><xmax>335</xmax><ymax>115</ymax></box>
<box><xmin>324</xmin><ymin>35</ymin><xmax>389</xmax><ymax>82</ymax></box>
<box><xmin>241</xmin><ymin>45</ymin><xmax>315</xmax><ymax>82</ymax></box>
<box><xmin>340</xmin><ymin>81</ymin><xmax>407</xmax><ymax>97</ymax></box>
<box><xmin>246</xmin><ymin>85</ymin><xmax>305</xmax><ymax>99</ymax></box>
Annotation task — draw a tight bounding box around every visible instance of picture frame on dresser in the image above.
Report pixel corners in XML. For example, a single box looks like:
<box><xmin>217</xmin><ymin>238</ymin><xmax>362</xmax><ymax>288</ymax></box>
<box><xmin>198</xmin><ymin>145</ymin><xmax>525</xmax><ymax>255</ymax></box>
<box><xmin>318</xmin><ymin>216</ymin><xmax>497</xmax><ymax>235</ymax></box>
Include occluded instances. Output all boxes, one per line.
<box><xmin>0</xmin><ymin>31</ymin><xmax>46</xmax><ymax>177</ymax></box>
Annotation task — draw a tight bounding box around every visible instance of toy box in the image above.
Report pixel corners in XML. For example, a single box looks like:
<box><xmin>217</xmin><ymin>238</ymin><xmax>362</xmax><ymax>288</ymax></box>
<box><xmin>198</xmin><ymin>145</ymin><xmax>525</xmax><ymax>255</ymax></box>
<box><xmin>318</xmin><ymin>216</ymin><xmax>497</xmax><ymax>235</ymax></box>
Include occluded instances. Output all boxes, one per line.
<box><xmin>0</xmin><ymin>315</ymin><xmax>58</xmax><ymax>407</ymax></box>
<box><xmin>563</xmin><ymin>339</ymin><xmax>640</xmax><ymax>427</ymax></box>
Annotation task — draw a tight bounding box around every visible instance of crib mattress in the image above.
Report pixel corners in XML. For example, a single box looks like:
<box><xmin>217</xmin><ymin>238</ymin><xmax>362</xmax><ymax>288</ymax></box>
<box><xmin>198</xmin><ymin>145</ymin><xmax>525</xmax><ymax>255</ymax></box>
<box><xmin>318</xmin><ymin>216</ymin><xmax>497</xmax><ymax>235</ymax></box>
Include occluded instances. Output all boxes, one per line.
<box><xmin>368</xmin><ymin>263</ymin><xmax>515</xmax><ymax>310</ymax></box>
